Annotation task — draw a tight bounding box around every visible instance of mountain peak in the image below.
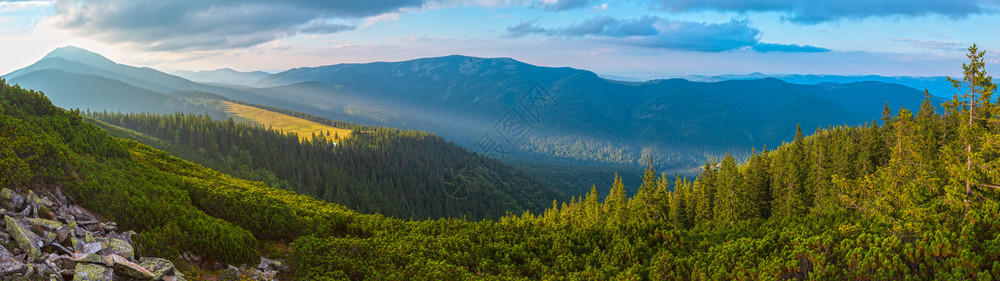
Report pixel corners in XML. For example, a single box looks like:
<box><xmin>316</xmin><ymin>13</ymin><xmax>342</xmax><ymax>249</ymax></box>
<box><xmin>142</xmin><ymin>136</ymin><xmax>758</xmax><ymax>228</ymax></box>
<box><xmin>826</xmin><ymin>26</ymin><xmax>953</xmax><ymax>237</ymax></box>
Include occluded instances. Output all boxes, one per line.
<box><xmin>42</xmin><ymin>46</ymin><xmax>116</xmax><ymax>67</ymax></box>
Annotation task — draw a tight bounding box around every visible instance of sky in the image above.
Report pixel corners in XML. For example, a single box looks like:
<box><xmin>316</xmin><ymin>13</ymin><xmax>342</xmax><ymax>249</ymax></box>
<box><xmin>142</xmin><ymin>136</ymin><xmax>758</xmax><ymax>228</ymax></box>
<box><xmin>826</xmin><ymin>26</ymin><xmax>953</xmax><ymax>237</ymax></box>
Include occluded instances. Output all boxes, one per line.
<box><xmin>1</xmin><ymin>0</ymin><xmax>999</xmax><ymax>79</ymax></box>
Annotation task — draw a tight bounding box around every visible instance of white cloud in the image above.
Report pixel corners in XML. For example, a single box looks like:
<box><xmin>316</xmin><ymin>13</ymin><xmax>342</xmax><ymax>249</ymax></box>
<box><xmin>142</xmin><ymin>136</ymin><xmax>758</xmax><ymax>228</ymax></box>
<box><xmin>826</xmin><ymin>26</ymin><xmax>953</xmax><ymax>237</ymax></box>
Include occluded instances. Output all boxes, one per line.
<box><xmin>364</xmin><ymin>13</ymin><xmax>402</xmax><ymax>27</ymax></box>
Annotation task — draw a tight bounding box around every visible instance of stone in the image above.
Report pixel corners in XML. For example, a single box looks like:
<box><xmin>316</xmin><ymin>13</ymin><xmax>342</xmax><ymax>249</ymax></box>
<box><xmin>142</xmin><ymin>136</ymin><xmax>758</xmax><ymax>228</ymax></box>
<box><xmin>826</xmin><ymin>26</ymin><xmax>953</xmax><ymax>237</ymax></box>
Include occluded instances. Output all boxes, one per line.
<box><xmin>105</xmin><ymin>254</ymin><xmax>154</xmax><ymax>279</ymax></box>
<box><xmin>17</xmin><ymin>204</ymin><xmax>31</xmax><ymax>216</ymax></box>
<box><xmin>70</xmin><ymin>237</ymin><xmax>82</xmax><ymax>252</ymax></box>
<box><xmin>23</xmin><ymin>263</ymin><xmax>36</xmax><ymax>277</ymax></box>
<box><xmin>0</xmin><ymin>188</ymin><xmax>25</xmax><ymax>211</ymax></box>
<box><xmin>117</xmin><ymin>230</ymin><xmax>136</xmax><ymax>244</ymax></box>
<box><xmin>45</xmin><ymin>253</ymin><xmax>61</xmax><ymax>268</ymax></box>
<box><xmin>37</xmin><ymin>206</ymin><xmax>56</xmax><ymax>220</ymax></box>
<box><xmin>56</xmin><ymin>226</ymin><xmax>70</xmax><ymax>244</ymax></box>
<box><xmin>73</xmin><ymin>263</ymin><xmax>113</xmax><ymax>281</ymax></box>
<box><xmin>6</xmin><ymin>215</ymin><xmax>43</xmax><ymax>261</ymax></box>
<box><xmin>50</xmin><ymin>242</ymin><xmax>73</xmax><ymax>255</ymax></box>
<box><xmin>98</xmin><ymin>237</ymin><xmax>134</xmax><ymax>260</ymax></box>
<box><xmin>43</xmin><ymin>231</ymin><xmax>58</xmax><ymax>246</ymax></box>
<box><xmin>271</xmin><ymin>259</ymin><xmax>288</xmax><ymax>272</ymax></box>
<box><xmin>59</xmin><ymin>269</ymin><xmax>75</xmax><ymax>279</ymax></box>
<box><xmin>139</xmin><ymin>257</ymin><xmax>176</xmax><ymax>280</ymax></box>
<box><xmin>26</xmin><ymin>190</ymin><xmax>55</xmax><ymax>209</ymax></box>
<box><xmin>68</xmin><ymin>205</ymin><xmax>97</xmax><ymax>223</ymax></box>
<box><xmin>0</xmin><ymin>230</ymin><xmax>10</xmax><ymax>244</ymax></box>
<box><xmin>28</xmin><ymin>217</ymin><xmax>66</xmax><ymax>231</ymax></box>
<box><xmin>71</xmin><ymin>252</ymin><xmax>105</xmax><ymax>265</ymax></box>
<box><xmin>101</xmin><ymin>222</ymin><xmax>117</xmax><ymax>232</ymax></box>
<box><xmin>58</xmin><ymin>255</ymin><xmax>78</xmax><ymax>270</ymax></box>
<box><xmin>0</xmin><ymin>244</ymin><xmax>26</xmax><ymax>275</ymax></box>
<box><xmin>257</xmin><ymin>257</ymin><xmax>272</xmax><ymax>270</ymax></box>
<box><xmin>53</xmin><ymin>186</ymin><xmax>68</xmax><ymax>207</ymax></box>
<box><xmin>82</xmin><ymin>242</ymin><xmax>103</xmax><ymax>255</ymax></box>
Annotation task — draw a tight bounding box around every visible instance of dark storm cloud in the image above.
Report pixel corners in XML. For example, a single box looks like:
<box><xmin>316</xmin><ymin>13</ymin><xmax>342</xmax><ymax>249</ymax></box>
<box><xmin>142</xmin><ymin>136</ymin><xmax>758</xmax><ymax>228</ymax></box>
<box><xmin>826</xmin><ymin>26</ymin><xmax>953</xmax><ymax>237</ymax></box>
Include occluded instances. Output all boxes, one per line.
<box><xmin>507</xmin><ymin>16</ymin><xmax>820</xmax><ymax>53</ymax></box>
<box><xmin>50</xmin><ymin>0</ymin><xmax>426</xmax><ymax>51</ymax></box>
<box><xmin>652</xmin><ymin>0</ymin><xmax>999</xmax><ymax>24</ymax></box>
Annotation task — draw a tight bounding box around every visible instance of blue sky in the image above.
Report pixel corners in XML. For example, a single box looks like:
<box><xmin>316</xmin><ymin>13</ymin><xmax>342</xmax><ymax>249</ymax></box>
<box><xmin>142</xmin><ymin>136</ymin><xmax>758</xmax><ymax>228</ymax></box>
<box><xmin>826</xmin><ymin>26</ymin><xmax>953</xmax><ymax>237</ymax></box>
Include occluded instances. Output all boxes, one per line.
<box><xmin>1</xmin><ymin>0</ymin><xmax>999</xmax><ymax>79</ymax></box>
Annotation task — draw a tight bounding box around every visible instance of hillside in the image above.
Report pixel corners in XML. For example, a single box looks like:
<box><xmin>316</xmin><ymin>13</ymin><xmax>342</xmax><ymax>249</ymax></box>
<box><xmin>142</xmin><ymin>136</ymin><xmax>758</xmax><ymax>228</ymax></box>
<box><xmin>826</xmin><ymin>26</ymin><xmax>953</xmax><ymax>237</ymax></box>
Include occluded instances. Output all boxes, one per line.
<box><xmin>4</xmin><ymin>50</ymin><xmax>1000</xmax><ymax>278</ymax></box>
<box><xmin>4</xmin><ymin>47</ymin><xmax>944</xmax><ymax>173</ymax></box>
<box><xmin>255</xmin><ymin>56</ymin><xmax>944</xmax><ymax>169</ymax></box>
<box><xmin>86</xmin><ymin>108</ymin><xmax>565</xmax><ymax>220</ymax></box>
<box><xmin>221</xmin><ymin>101</ymin><xmax>353</xmax><ymax>143</ymax></box>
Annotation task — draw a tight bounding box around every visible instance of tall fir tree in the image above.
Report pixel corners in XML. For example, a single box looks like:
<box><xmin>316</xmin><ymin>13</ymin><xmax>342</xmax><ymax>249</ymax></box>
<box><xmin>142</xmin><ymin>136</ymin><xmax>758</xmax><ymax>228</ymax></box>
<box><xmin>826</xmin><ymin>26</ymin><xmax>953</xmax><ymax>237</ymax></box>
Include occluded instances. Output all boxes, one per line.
<box><xmin>744</xmin><ymin>147</ymin><xmax>771</xmax><ymax>219</ymax></box>
<box><xmin>944</xmin><ymin>44</ymin><xmax>998</xmax><ymax>207</ymax></box>
<box><xmin>714</xmin><ymin>152</ymin><xmax>746</xmax><ymax>223</ymax></box>
<box><xmin>694</xmin><ymin>159</ymin><xmax>717</xmax><ymax>223</ymax></box>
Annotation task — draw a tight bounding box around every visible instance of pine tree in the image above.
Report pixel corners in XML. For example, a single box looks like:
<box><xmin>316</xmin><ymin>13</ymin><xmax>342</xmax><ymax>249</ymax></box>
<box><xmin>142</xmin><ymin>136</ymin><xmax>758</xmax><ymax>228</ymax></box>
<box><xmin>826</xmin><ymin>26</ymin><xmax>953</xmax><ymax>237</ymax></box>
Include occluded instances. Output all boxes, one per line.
<box><xmin>744</xmin><ymin>147</ymin><xmax>771</xmax><ymax>219</ymax></box>
<box><xmin>669</xmin><ymin>175</ymin><xmax>690</xmax><ymax>229</ymax></box>
<box><xmin>694</xmin><ymin>160</ymin><xmax>717</xmax><ymax>223</ymax></box>
<box><xmin>604</xmin><ymin>173</ymin><xmax>627</xmax><ymax>226</ymax></box>
<box><xmin>944</xmin><ymin>44</ymin><xmax>998</xmax><ymax>207</ymax></box>
<box><xmin>584</xmin><ymin>185</ymin><xmax>601</xmax><ymax>224</ymax></box>
<box><xmin>714</xmin><ymin>152</ymin><xmax>745</xmax><ymax>223</ymax></box>
<box><xmin>629</xmin><ymin>158</ymin><xmax>659</xmax><ymax>224</ymax></box>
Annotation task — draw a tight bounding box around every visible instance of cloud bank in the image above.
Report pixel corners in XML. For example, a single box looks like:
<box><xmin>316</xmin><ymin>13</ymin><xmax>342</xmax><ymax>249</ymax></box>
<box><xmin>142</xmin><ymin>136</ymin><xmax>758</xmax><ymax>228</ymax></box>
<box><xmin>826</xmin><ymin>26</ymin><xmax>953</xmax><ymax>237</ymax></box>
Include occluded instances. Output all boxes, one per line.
<box><xmin>49</xmin><ymin>0</ymin><xmax>427</xmax><ymax>51</ymax></box>
<box><xmin>652</xmin><ymin>0</ymin><xmax>999</xmax><ymax>23</ymax></box>
<box><xmin>507</xmin><ymin>16</ymin><xmax>828</xmax><ymax>53</ymax></box>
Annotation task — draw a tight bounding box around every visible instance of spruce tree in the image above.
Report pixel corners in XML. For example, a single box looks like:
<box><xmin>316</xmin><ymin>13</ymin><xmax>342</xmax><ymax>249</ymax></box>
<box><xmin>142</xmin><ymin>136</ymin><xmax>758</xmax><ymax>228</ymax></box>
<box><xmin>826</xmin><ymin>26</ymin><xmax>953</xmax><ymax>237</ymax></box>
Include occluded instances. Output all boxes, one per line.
<box><xmin>944</xmin><ymin>44</ymin><xmax>998</xmax><ymax>207</ymax></box>
<box><xmin>714</xmin><ymin>152</ymin><xmax>745</xmax><ymax>223</ymax></box>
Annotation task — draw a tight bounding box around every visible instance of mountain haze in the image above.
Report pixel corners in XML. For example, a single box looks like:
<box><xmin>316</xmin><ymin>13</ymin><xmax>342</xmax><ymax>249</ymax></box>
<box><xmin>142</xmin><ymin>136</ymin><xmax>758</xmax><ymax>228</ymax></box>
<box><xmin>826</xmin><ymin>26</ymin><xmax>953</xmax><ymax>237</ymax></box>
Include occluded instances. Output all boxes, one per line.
<box><xmin>4</xmin><ymin>46</ymin><xmax>944</xmax><ymax>171</ymax></box>
<box><xmin>257</xmin><ymin>58</ymin><xmax>944</xmax><ymax>168</ymax></box>
<box><xmin>172</xmin><ymin>68</ymin><xmax>271</xmax><ymax>86</ymax></box>
<box><xmin>683</xmin><ymin>73</ymin><xmax>955</xmax><ymax>98</ymax></box>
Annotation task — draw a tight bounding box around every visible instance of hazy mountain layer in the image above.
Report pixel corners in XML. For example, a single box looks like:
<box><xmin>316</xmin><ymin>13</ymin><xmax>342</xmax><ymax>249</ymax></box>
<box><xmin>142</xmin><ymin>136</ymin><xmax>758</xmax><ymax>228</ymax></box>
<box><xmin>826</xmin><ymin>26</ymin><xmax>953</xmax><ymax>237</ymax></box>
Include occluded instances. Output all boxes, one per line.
<box><xmin>4</xmin><ymin>47</ymin><xmax>944</xmax><ymax>171</ymax></box>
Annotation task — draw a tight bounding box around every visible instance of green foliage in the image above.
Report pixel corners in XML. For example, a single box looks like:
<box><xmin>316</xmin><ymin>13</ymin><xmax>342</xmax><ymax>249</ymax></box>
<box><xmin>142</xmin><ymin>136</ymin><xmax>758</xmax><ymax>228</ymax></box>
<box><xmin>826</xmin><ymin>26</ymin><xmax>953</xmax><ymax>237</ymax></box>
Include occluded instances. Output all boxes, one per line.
<box><xmin>4</xmin><ymin>46</ymin><xmax>1000</xmax><ymax>280</ymax></box>
<box><xmin>88</xmin><ymin>110</ymin><xmax>565</xmax><ymax>220</ymax></box>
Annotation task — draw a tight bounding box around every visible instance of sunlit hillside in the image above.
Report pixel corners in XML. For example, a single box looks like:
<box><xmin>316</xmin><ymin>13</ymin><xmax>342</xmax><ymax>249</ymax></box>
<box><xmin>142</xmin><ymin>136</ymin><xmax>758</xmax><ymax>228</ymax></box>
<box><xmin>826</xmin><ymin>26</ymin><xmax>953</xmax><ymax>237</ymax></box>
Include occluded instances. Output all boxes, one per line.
<box><xmin>222</xmin><ymin>101</ymin><xmax>353</xmax><ymax>143</ymax></box>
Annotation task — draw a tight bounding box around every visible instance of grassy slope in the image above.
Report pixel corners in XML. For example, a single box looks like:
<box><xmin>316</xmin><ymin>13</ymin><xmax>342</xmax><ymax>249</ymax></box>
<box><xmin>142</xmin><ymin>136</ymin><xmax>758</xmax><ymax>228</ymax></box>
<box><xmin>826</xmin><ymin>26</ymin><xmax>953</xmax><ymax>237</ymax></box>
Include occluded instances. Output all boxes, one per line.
<box><xmin>222</xmin><ymin>101</ymin><xmax>352</xmax><ymax>142</ymax></box>
<box><xmin>0</xmin><ymin>80</ymin><xmax>374</xmax><ymax>270</ymax></box>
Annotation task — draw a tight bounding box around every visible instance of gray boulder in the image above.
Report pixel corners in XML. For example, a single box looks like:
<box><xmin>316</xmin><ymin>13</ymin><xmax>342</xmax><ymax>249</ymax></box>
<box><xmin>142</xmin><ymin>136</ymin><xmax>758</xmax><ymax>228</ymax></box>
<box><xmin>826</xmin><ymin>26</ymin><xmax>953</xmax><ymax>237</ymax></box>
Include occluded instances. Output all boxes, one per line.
<box><xmin>139</xmin><ymin>257</ymin><xmax>177</xmax><ymax>280</ymax></box>
<box><xmin>0</xmin><ymin>244</ymin><xmax>26</xmax><ymax>276</ymax></box>
<box><xmin>5</xmin><ymin>215</ymin><xmax>43</xmax><ymax>261</ymax></box>
<box><xmin>73</xmin><ymin>262</ymin><xmax>114</xmax><ymax>281</ymax></box>
<box><xmin>0</xmin><ymin>188</ymin><xmax>25</xmax><ymax>211</ymax></box>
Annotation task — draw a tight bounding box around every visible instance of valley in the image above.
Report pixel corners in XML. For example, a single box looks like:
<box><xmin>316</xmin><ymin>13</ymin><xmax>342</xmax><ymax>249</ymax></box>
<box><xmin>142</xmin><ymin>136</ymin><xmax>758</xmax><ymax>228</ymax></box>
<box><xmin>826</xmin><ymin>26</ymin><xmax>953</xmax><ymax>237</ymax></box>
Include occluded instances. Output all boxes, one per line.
<box><xmin>3</xmin><ymin>1</ymin><xmax>1000</xmax><ymax>279</ymax></box>
<box><xmin>2</xmin><ymin>45</ymin><xmax>999</xmax><ymax>278</ymax></box>
<box><xmin>3</xmin><ymin>47</ymin><xmax>942</xmax><ymax>173</ymax></box>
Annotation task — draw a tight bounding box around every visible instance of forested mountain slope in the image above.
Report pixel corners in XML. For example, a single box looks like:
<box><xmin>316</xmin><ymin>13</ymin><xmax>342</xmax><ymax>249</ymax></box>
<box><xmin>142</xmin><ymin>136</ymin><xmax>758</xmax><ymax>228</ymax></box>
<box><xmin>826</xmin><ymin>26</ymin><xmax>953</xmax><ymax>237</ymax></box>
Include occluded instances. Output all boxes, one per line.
<box><xmin>85</xmin><ymin>109</ymin><xmax>565</xmax><ymax>220</ymax></box>
<box><xmin>256</xmin><ymin>55</ymin><xmax>945</xmax><ymax>169</ymax></box>
<box><xmin>3</xmin><ymin>47</ymin><xmax>1000</xmax><ymax>279</ymax></box>
<box><xmin>5</xmin><ymin>46</ymin><xmax>944</xmax><ymax>172</ymax></box>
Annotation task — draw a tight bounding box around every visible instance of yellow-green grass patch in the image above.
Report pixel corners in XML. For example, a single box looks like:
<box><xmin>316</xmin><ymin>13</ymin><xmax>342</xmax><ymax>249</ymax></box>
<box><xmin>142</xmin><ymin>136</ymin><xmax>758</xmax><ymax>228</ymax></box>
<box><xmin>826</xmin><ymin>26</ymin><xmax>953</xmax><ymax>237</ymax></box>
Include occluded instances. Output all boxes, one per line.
<box><xmin>222</xmin><ymin>101</ymin><xmax>352</xmax><ymax>143</ymax></box>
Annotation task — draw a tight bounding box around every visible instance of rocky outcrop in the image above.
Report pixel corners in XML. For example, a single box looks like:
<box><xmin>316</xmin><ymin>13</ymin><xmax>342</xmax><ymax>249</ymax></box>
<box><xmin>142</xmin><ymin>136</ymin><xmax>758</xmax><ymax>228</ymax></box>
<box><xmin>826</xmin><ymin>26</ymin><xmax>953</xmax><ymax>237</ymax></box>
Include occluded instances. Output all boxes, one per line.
<box><xmin>0</xmin><ymin>187</ymin><xmax>186</xmax><ymax>280</ymax></box>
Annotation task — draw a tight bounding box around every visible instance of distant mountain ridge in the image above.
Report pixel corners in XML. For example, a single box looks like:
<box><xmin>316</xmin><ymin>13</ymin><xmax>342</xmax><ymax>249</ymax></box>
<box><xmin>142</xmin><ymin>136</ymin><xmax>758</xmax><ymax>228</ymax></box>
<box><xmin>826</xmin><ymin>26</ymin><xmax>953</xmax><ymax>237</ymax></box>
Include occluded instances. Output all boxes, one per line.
<box><xmin>172</xmin><ymin>68</ymin><xmax>271</xmax><ymax>86</ymax></box>
<box><xmin>256</xmin><ymin>57</ymin><xmax>945</xmax><ymax>169</ymax></box>
<box><xmin>2</xmin><ymin>46</ymin><xmax>566</xmax><ymax>219</ymax></box>
<box><xmin>2</xmin><ymin>46</ymin><xmax>945</xmax><ymax>171</ymax></box>
<box><xmin>680</xmin><ymin>73</ymin><xmax>955</xmax><ymax>98</ymax></box>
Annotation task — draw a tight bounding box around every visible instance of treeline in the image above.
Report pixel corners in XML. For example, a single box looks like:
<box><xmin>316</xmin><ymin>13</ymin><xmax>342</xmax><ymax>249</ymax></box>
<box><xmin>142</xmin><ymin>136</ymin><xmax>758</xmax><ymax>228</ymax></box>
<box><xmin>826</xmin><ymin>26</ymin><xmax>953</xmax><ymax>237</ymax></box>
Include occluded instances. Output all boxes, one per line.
<box><xmin>0</xmin><ymin>79</ymin><xmax>274</xmax><ymax>264</ymax></box>
<box><xmin>288</xmin><ymin>45</ymin><xmax>1000</xmax><ymax>279</ymax></box>
<box><xmin>87</xmin><ymin>109</ymin><xmax>564</xmax><ymax>220</ymax></box>
<box><xmin>4</xmin><ymin>46</ymin><xmax>1000</xmax><ymax>279</ymax></box>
